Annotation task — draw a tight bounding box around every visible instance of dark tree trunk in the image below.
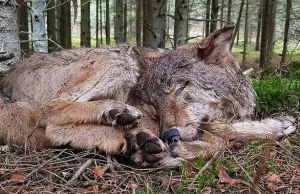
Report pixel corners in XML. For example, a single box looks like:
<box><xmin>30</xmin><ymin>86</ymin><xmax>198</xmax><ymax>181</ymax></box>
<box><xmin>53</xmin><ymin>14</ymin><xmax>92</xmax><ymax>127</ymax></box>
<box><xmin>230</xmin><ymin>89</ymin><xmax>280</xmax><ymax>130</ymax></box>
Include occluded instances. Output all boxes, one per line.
<box><xmin>47</xmin><ymin>0</ymin><xmax>57</xmax><ymax>52</ymax></box>
<box><xmin>205</xmin><ymin>0</ymin><xmax>211</xmax><ymax>37</ymax></box>
<box><xmin>227</xmin><ymin>0</ymin><xmax>232</xmax><ymax>21</ymax></box>
<box><xmin>124</xmin><ymin>0</ymin><xmax>127</xmax><ymax>42</ymax></box>
<box><xmin>18</xmin><ymin>0</ymin><xmax>29</xmax><ymax>54</ymax></box>
<box><xmin>81</xmin><ymin>0</ymin><xmax>91</xmax><ymax>47</ymax></box>
<box><xmin>255</xmin><ymin>0</ymin><xmax>262</xmax><ymax>51</ymax></box>
<box><xmin>60</xmin><ymin>0</ymin><xmax>71</xmax><ymax>48</ymax></box>
<box><xmin>280</xmin><ymin>0</ymin><xmax>292</xmax><ymax>65</ymax></box>
<box><xmin>100</xmin><ymin>0</ymin><xmax>103</xmax><ymax>44</ymax></box>
<box><xmin>242</xmin><ymin>0</ymin><xmax>249</xmax><ymax>66</ymax></box>
<box><xmin>115</xmin><ymin>0</ymin><xmax>124</xmax><ymax>43</ymax></box>
<box><xmin>143</xmin><ymin>0</ymin><xmax>167</xmax><ymax>48</ymax></box>
<box><xmin>230</xmin><ymin>0</ymin><xmax>245</xmax><ymax>49</ymax></box>
<box><xmin>210</xmin><ymin>0</ymin><xmax>218</xmax><ymax>33</ymax></box>
<box><xmin>260</xmin><ymin>0</ymin><xmax>270</xmax><ymax>68</ymax></box>
<box><xmin>174</xmin><ymin>0</ymin><xmax>189</xmax><ymax>48</ymax></box>
<box><xmin>96</xmin><ymin>0</ymin><xmax>99</xmax><ymax>47</ymax></box>
<box><xmin>105</xmin><ymin>0</ymin><xmax>110</xmax><ymax>44</ymax></box>
<box><xmin>220</xmin><ymin>0</ymin><xmax>224</xmax><ymax>27</ymax></box>
<box><xmin>266</xmin><ymin>0</ymin><xmax>277</xmax><ymax>66</ymax></box>
<box><xmin>136</xmin><ymin>0</ymin><xmax>142</xmax><ymax>46</ymax></box>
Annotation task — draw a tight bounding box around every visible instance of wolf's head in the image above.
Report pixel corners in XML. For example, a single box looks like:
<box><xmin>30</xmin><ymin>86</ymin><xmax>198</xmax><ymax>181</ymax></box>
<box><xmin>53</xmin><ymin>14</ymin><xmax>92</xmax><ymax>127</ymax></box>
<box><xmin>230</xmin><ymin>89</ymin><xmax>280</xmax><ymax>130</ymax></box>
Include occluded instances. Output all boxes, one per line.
<box><xmin>133</xmin><ymin>25</ymin><xmax>255</xmax><ymax>142</ymax></box>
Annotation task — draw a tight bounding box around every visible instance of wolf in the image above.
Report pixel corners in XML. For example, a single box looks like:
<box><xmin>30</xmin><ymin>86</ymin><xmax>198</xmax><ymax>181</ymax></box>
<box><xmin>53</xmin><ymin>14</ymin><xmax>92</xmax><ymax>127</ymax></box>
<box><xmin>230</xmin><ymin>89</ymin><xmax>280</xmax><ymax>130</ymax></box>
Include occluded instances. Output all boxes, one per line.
<box><xmin>0</xmin><ymin>25</ymin><xmax>296</xmax><ymax>167</ymax></box>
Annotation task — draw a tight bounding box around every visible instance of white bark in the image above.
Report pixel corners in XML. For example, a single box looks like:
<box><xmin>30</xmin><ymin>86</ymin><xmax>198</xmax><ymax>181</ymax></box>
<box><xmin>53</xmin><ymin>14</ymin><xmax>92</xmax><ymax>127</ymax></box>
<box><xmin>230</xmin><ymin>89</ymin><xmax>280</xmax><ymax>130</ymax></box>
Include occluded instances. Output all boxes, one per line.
<box><xmin>31</xmin><ymin>0</ymin><xmax>48</xmax><ymax>53</ymax></box>
<box><xmin>0</xmin><ymin>0</ymin><xmax>21</xmax><ymax>72</ymax></box>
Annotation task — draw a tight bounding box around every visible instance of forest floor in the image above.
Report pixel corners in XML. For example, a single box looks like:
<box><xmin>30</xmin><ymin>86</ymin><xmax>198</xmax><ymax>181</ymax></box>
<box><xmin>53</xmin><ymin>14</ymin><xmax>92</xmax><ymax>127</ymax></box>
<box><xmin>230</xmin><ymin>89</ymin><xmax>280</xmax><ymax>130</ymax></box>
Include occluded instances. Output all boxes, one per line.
<box><xmin>0</xmin><ymin>124</ymin><xmax>299</xmax><ymax>193</ymax></box>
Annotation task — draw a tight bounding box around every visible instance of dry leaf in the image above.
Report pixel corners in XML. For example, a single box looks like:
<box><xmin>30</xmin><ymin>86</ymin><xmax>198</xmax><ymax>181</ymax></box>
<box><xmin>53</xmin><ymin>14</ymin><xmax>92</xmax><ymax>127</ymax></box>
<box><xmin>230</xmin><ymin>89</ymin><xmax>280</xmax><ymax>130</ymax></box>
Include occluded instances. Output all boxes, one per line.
<box><xmin>266</xmin><ymin>173</ymin><xmax>282</xmax><ymax>182</ymax></box>
<box><xmin>292</xmin><ymin>166</ymin><xmax>300</xmax><ymax>174</ymax></box>
<box><xmin>216</xmin><ymin>166</ymin><xmax>243</xmax><ymax>186</ymax></box>
<box><xmin>187</xmin><ymin>165</ymin><xmax>194</xmax><ymax>176</ymax></box>
<box><xmin>201</xmin><ymin>186</ymin><xmax>212</xmax><ymax>194</ymax></box>
<box><xmin>0</xmin><ymin>170</ymin><xmax>5</xmax><ymax>175</ymax></box>
<box><xmin>292</xmin><ymin>188</ymin><xmax>299</xmax><ymax>194</ymax></box>
<box><xmin>10</xmin><ymin>171</ymin><xmax>25</xmax><ymax>181</ymax></box>
<box><xmin>94</xmin><ymin>165</ymin><xmax>105</xmax><ymax>178</ymax></box>
<box><xmin>86</xmin><ymin>185</ymin><xmax>99</xmax><ymax>194</ymax></box>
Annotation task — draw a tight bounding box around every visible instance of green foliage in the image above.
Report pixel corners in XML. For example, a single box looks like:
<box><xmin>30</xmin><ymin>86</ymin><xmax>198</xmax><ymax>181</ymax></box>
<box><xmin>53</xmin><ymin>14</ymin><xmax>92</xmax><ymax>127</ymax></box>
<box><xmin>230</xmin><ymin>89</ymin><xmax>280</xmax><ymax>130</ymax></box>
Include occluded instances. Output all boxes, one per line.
<box><xmin>253</xmin><ymin>62</ymin><xmax>300</xmax><ymax>114</ymax></box>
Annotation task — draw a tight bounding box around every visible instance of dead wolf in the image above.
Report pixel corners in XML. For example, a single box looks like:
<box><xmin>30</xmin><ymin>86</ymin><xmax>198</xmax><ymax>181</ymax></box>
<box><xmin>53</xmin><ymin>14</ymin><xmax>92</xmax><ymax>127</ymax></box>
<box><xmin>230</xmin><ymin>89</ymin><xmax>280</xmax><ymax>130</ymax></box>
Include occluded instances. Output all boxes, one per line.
<box><xmin>0</xmin><ymin>25</ymin><xmax>296</xmax><ymax>167</ymax></box>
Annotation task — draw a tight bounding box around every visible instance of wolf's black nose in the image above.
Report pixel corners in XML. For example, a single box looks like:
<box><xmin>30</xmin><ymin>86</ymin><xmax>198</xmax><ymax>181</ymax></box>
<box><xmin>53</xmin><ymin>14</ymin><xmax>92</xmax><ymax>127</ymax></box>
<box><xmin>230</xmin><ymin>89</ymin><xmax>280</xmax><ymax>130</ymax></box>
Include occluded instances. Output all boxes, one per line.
<box><xmin>162</xmin><ymin>128</ymin><xmax>181</xmax><ymax>144</ymax></box>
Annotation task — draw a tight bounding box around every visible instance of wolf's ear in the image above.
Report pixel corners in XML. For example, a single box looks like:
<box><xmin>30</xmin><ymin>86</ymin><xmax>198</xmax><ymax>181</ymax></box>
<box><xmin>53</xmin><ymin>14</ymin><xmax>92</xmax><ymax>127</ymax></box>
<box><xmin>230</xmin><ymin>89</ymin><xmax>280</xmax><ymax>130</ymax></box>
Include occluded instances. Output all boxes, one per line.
<box><xmin>177</xmin><ymin>25</ymin><xmax>237</xmax><ymax>68</ymax></box>
<box><xmin>132</xmin><ymin>47</ymin><xmax>165</xmax><ymax>71</ymax></box>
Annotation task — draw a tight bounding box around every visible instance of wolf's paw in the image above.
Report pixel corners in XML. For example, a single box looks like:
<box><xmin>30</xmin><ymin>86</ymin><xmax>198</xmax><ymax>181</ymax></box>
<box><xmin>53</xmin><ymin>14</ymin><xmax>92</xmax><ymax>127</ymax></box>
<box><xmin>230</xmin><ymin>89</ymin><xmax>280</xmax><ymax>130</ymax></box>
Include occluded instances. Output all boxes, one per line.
<box><xmin>127</xmin><ymin>131</ymin><xmax>168</xmax><ymax>167</ymax></box>
<box><xmin>105</xmin><ymin>106</ymin><xmax>144</xmax><ymax>130</ymax></box>
<box><xmin>264</xmin><ymin>116</ymin><xmax>297</xmax><ymax>137</ymax></box>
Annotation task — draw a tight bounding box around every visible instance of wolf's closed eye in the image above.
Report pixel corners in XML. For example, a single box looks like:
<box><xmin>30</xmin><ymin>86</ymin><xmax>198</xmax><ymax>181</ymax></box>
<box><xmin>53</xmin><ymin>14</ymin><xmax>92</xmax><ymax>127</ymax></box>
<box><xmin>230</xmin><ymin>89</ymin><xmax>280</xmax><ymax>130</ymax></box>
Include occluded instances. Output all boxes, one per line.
<box><xmin>175</xmin><ymin>81</ymin><xmax>189</xmax><ymax>96</ymax></box>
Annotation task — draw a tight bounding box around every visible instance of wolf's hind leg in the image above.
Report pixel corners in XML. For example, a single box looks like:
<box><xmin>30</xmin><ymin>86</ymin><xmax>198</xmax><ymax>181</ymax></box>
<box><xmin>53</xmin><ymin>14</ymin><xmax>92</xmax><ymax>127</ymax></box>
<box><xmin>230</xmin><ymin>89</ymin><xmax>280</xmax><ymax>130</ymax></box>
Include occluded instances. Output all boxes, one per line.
<box><xmin>205</xmin><ymin>116</ymin><xmax>297</xmax><ymax>141</ymax></box>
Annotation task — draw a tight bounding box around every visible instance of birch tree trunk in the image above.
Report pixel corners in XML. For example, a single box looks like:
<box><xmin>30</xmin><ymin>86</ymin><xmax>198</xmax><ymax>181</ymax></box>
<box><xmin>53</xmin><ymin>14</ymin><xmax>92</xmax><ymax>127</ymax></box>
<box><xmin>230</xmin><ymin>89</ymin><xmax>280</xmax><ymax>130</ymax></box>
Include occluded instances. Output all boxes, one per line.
<box><xmin>31</xmin><ymin>0</ymin><xmax>48</xmax><ymax>53</ymax></box>
<box><xmin>0</xmin><ymin>0</ymin><xmax>21</xmax><ymax>72</ymax></box>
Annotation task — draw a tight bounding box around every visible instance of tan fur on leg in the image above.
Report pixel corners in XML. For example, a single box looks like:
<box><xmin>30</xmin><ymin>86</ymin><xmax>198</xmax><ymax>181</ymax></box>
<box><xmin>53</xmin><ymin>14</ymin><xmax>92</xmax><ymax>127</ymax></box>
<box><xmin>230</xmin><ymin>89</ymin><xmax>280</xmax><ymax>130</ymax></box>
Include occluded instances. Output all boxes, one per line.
<box><xmin>45</xmin><ymin>124</ymin><xmax>127</xmax><ymax>154</ymax></box>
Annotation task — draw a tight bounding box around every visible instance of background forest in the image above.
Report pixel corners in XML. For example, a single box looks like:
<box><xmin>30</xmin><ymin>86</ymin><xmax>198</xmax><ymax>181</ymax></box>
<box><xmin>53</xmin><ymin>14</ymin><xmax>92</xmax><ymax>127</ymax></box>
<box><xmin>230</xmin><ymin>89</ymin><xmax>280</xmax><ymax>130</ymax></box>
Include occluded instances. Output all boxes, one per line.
<box><xmin>0</xmin><ymin>0</ymin><xmax>300</xmax><ymax>193</ymax></box>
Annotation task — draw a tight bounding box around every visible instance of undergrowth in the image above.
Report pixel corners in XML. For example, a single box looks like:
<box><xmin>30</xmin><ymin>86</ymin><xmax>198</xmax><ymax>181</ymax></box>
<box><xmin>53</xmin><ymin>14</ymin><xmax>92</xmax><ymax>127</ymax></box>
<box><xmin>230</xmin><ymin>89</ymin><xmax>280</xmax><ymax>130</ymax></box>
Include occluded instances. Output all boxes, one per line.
<box><xmin>253</xmin><ymin>61</ymin><xmax>300</xmax><ymax>116</ymax></box>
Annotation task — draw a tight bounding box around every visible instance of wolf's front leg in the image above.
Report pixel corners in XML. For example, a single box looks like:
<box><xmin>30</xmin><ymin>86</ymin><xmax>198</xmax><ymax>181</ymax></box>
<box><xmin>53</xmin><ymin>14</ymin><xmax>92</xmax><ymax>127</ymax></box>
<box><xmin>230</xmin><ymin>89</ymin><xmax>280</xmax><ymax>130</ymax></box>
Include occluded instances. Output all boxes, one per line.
<box><xmin>41</xmin><ymin>100</ymin><xmax>144</xmax><ymax>130</ymax></box>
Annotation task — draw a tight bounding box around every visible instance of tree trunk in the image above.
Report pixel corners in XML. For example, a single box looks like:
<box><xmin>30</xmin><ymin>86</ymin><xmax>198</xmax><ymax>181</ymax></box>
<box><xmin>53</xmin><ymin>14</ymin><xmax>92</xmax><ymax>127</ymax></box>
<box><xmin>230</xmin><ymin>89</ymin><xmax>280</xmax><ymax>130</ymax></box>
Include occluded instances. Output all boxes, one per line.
<box><xmin>143</xmin><ymin>0</ymin><xmax>167</xmax><ymax>48</ymax></box>
<box><xmin>81</xmin><ymin>0</ymin><xmax>91</xmax><ymax>47</ymax></box>
<box><xmin>210</xmin><ymin>0</ymin><xmax>218</xmax><ymax>33</ymax></box>
<box><xmin>105</xmin><ymin>0</ymin><xmax>110</xmax><ymax>44</ymax></box>
<box><xmin>0</xmin><ymin>0</ymin><xmax>21</xmax><ymax>71</ymax></box>
<box><xmin>220</xmin><ymin>0</ymin><xmax>224</xmax><ymax>27</ymax></box>
<box><xmin>31</xmin><ymin>0</ymin><xmax>48</xmax><ymax>53</ymax></box>
<box><xmin>174</xmin><ymin>0</ymin><xmax>189</xmax><ymax>48</ymax></box>
<box><xmin>115</xmin><ymin>0</ymin><xmax>124</xmax><ymax>43</ymax></box>
<box><xmin>60</xmin><ymin>0</ymin><xmax>71</xmax><ymax>48</ymax></box>
<box><xmin>124</xmin><ymin>0</ymin><xmax>127</xmax><ymax>42</ymax></box>
<box><xmin>260</xmin><ymin>0</ymin><xmax>270</xmax><ymax>68</ymax></box>
<box><xmin>280</xmin><ymin>0</ymin><xmax>292</xmax><ymax>66</ymax></box>
<box><xmin>47</xmin><ymin>0</ymin><xmax>57</xmax><ymax>52</ymax></box>
<box><xmin>96</xmin><ymin>0</ymin><xmax>99</xmax><ymax>47</ymax></box>
<box><xmin>227</xmin><ymin>0</ymin><xmax>232</xmax><ymax>21</ymax></box>
<box><xmin>136</xmin><ymin>0</ymin><xmax>142</xmax><ymax>46</ymax></box>
<box><xmin>230</xmin><ymin>0</ymin><xmax>244</xmax><ymax>49</ymax></box>
<box><xmin>255</xmin><ymin>0</ymin><xmax>262</xmax><ymax>51</ymax></box>
<box><xmin>100</xmin><ymin>0</ymin><xmax>103</xmax><ymax>44</ymax></box>
<box><xmin>205</xmin><ymin>0</ymin><xmax>211</xmax><ymax>37</ymax></box>
<box><xmin>266</xmin><ymin>0</ymin><xmax>277</xmax><ymax>66</ymax></box>
<box><xmin>18</xmin><ymin>0</ymin><xmax>29</xmax><ymax>54</ymax></box>
<box><xmin>242</xmin><ymin>0</ymin><xmax>249</xmax><ymax>66</ymax></box>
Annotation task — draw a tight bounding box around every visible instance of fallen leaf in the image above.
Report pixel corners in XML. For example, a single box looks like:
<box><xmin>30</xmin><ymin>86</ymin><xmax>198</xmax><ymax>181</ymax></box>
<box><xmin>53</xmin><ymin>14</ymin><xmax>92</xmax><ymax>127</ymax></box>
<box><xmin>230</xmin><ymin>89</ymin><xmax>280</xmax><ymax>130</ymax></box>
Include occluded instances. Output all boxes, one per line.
<box><xmin>94</xmin><ymin>165</ymin><xmax>105</xmax><ymax>178</ymax></box>
<box><xmin>10</xmin><ymin>171</ymin><xmax>25</xmax><ymax>181</ymax></box>
<box><xmin>266</xmin><ymin>173</ymin><xmax>282</xmax><ymax>182</ymax></box>
<box><xmin>267</xmin><ymin>183</ymin><xmax>280</xmax><ymax>191</ymax></box>
<box><xmin>292</xmin><ymin>166</ymin><xmax>300</xmax><ymax>174</ymax></box>
<box><xmin>292</xmin><ymin>188</ymin><xmax>299</xmax><ymax>194</ymax></box>
<box><xmin>0</xmin><ymin>170</ymin><xmax>5</xmax><ymax>175</ymax></box>
<box><xmin>201</xmin><ymin>186</ymin><xmax>212</xmax><ymax>194</ymax></box>
<box><xmin>86</xmin><ymin>185</ymin><xmax>99</xmax><ymax>194</ymax></box>
<box><xmin>187</xmin><ymin>165</ymin><xmax>194</xmax><ymax>176</ymax></box>
<box><xmin>216</xmin><ymin>166</ymin><xmax>243</xmax><ymax>186</ymax></box>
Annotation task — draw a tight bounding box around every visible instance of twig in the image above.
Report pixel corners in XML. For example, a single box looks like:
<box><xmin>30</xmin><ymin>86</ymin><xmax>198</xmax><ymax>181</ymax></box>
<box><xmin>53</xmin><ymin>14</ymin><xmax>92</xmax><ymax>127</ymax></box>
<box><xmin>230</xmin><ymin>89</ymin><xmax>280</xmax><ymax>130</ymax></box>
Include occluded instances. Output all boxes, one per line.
<box><xmin>66</xmin><ymin>159</ymin><xmax>93</xmax><ymax>185</ymax></box>
<box><xmin>25</xmin><ymin>149</ymin><xmax>66</xmax><ymax>179</ymax></box>
<box><xmin>227</xmin><ymin>148</ymin><xmax>262</xmax><ymax>194</ymax></box>
<box><xmin>188</xmin><ymin>151</ymin><xmax>222</xmax><ymax>189</ymax></box>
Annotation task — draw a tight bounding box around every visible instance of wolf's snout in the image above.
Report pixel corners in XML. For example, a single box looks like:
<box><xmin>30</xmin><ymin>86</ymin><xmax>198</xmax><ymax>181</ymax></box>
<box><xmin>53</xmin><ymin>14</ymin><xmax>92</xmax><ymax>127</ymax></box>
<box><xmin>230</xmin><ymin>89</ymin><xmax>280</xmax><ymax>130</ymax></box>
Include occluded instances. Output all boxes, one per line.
<box><xmin>162</xmin><ymin>128</ymin><xmax>181</xmax><ymax>144</ymax></box>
